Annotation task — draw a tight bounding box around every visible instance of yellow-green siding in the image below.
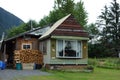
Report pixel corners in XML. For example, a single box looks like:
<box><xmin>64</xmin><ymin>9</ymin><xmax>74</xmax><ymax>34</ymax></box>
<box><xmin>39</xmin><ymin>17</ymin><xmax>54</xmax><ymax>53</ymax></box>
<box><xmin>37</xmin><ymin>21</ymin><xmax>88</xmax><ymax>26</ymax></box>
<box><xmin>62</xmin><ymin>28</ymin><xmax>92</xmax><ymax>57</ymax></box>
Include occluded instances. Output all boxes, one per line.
<box><xmin>51</xmin><ymin>39</ymin><xmax>56</xmax><ymax>58</ymax></box>
<box><xmin>82</xmin><ymin>40</ymin><xmax>88</xmax><ymax>58</ymax></box>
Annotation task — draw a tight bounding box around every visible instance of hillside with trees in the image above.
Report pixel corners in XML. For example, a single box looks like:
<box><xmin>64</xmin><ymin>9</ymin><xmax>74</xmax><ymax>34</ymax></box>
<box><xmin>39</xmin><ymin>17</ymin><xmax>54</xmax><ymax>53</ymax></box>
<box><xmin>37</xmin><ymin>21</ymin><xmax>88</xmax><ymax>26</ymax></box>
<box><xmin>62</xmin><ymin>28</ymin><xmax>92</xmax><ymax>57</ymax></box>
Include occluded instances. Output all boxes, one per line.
<box><xmin>0</xmin><ymin>7</ymin><xmax>24</xmax><ymax>39</ymax></box>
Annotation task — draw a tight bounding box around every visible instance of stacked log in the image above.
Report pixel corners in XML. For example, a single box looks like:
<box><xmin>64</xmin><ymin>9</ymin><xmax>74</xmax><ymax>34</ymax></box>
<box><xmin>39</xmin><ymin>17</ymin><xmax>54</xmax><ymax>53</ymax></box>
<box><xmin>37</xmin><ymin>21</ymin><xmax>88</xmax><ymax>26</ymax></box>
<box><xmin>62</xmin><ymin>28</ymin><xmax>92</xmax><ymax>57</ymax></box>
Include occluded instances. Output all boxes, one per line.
<box><xmin>14</xmin><ymin>50</ymin><xmax>43</xmax><ymax>64</ymax></box>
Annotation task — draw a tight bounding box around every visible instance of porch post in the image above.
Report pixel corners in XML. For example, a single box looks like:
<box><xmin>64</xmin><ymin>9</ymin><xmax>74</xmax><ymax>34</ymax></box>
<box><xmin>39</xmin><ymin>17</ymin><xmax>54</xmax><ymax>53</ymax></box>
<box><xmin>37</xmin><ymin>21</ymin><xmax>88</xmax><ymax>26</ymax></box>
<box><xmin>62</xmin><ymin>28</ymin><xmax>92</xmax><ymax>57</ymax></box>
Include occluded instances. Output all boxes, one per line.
<box><xmin>3</xmin><ymin>43</ymin><xmax>6</xmax><ymax>62</ymax></box>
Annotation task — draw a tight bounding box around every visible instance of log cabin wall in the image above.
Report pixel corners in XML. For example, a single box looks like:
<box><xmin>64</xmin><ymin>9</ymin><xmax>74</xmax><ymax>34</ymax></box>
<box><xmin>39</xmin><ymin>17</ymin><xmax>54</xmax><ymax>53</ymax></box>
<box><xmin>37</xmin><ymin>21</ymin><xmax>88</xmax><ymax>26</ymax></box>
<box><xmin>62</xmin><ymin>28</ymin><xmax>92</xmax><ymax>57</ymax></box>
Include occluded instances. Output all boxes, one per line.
<box><xmin>16</xmin><ymin>37</ymin><xmax>39</xmax><ymax>50</ymax></box>
<box><xmin>14</xmin><ymin>37</ymin><xmax>43</xmax><ymax>65</ymax></box>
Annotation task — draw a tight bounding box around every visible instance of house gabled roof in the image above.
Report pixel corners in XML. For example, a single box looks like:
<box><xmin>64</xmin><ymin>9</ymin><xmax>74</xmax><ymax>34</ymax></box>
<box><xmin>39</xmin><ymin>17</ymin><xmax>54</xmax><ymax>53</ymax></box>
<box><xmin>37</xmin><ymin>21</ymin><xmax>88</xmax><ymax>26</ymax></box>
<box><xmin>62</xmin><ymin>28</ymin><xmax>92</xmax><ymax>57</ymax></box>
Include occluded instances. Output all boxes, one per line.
<box><xmin>39</xmin><ymin>14</ymin><xmax>89</xmax><ymax>40</ymax></box>
<box><xmin>39</xmin><ymin>14</ymin><xmax>71</xmax><ymax>39</ymax></box>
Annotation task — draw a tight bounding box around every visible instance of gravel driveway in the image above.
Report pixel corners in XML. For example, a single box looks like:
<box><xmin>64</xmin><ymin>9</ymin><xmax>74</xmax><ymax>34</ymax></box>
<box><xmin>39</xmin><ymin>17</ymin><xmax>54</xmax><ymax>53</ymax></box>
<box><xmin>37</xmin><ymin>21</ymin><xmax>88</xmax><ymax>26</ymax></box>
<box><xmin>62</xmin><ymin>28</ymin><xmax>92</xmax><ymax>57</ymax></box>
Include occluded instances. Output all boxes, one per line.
<box><xmin>0</xmin><ymin>69</ymin><xmax>50</xmax><ymax>80</ymax></box>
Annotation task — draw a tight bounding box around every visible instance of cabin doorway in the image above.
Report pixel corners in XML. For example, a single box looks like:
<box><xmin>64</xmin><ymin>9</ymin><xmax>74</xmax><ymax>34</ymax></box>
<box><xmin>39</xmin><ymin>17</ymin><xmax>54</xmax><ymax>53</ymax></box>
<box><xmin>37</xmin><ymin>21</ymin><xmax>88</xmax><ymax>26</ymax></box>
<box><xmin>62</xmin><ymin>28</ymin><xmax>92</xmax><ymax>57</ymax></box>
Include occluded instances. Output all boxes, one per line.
<box><xmin>5</xmin><ymin>40</ymin><xmax>16</xmax><ymax>68</ymax></box>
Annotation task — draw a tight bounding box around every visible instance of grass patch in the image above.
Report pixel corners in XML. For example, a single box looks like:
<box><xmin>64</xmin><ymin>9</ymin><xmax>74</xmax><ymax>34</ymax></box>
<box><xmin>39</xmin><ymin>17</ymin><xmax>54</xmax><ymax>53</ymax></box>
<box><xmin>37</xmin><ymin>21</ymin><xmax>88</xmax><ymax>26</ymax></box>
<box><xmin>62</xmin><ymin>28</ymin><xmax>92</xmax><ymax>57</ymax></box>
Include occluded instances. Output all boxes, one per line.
<box><xmin>15</xmin><ymin>67</ymin><xmax>120</xmax><ymax>80</ymax></box>
<box><xmin>89</xmin><ymin>58</ymin><xmax>120</xmax><ymax>69</ymax></box>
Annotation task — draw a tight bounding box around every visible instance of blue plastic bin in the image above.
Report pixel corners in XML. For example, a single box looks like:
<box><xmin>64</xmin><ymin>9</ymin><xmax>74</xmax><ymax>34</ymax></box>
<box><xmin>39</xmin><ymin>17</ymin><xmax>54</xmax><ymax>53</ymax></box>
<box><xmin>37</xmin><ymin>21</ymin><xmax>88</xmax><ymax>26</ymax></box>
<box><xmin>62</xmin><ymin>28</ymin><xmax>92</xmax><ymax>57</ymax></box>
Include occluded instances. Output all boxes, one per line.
<box><xmin>0</xmin><ymin>61</ymin><xmax>6</xmax><ymax>70</ymax></box>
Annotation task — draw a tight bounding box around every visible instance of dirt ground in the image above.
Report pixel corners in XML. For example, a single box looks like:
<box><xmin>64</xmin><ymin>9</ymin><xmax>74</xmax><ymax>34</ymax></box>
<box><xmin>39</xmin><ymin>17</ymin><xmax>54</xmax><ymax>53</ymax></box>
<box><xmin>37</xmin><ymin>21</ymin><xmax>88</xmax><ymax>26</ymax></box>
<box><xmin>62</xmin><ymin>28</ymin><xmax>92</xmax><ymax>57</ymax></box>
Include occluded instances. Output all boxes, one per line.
<box><xmin>0</xmin><ymin>69</ymin><xmax>50</xmax><ymax>80</ymax></box>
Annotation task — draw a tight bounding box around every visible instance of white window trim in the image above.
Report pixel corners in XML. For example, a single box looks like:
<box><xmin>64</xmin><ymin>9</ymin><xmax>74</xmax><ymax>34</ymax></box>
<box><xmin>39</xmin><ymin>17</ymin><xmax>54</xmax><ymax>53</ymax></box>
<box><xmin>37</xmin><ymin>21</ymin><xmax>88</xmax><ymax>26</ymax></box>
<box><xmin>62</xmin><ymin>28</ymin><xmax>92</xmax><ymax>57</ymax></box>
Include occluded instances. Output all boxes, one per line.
<box><xmin>79</xmin><ymin>41</ymin><xmax>83</xmax><ymax>58</ymax></box>
<box><xmin>56</xmin><ymin>39</ymin><xmax>82</xmax><ymax>58</ymax></box>
<box><xmin>22</xmin><ymin>43</ymin><xmax>32</xmax><ymax>50</ymax></box>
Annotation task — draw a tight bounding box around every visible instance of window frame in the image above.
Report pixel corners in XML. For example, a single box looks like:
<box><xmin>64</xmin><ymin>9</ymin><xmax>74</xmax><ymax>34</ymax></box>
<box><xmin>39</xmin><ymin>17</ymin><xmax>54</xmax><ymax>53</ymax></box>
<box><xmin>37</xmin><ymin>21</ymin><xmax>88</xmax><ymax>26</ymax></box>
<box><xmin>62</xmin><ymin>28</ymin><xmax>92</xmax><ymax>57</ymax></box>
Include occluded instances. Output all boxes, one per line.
<box><xmin>22</xmin><ymin>43</ymin><xmax>32</xmax><ymax>50</ymax></box>
<box><xmin>56</xmin><ymin>39</ymin><xmax>82</xmax><ymax>58</ymax></box>
<box><xmin>39</xmin><ymin>41</ymin><xmax>47</xmax><ymax>55</ymax></box>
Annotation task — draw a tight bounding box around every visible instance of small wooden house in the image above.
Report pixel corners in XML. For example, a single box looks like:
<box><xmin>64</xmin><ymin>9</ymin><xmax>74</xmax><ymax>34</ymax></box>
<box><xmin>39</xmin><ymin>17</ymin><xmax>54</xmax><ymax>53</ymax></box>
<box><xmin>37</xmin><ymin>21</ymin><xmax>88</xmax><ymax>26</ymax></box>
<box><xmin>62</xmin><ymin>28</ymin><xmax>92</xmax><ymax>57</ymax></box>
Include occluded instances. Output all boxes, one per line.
<box><xmin>39</xmin><ymin>14</ymin><xmax>89</xmax><ymax>69</ymax></box>
<box><xmin>1</xmin><ymin>27</ymin><xmax>49</xmax><ymax>68</ymax></box>
<box><xmin>1</xmin><ymin>14</ymin><xmax>89</xmax><ymax>69</ymax></box>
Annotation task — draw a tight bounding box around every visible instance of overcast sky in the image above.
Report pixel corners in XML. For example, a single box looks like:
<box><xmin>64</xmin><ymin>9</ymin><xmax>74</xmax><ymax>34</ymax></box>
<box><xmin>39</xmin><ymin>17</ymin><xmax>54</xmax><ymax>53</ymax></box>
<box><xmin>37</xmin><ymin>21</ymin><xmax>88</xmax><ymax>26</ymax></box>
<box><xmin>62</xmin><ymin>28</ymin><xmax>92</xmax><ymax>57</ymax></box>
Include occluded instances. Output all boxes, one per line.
<box><xmin>0</xmin><ymin>0</ymin><xmax>118</xmax><ymax>23</ymax></box>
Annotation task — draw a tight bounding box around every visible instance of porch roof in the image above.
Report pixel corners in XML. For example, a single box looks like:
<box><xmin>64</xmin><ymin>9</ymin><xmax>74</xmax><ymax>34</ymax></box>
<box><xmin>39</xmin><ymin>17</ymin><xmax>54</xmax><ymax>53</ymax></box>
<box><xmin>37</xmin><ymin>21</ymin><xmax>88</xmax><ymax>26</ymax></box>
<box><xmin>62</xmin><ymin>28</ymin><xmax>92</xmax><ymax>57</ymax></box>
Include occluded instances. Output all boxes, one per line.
<box><xmin>5</xmin><ymin>26</ymin><xmax>50</xmax><ymax>42</ymax></box>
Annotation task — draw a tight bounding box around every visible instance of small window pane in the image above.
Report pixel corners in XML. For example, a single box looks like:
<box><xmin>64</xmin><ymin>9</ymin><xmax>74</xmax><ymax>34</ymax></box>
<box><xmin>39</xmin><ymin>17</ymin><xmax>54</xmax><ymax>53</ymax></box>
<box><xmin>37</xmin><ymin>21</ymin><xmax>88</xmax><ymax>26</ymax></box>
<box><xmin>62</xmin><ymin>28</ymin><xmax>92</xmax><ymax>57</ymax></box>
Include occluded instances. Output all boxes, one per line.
<box><xmin>22</xmin><ymin>43</ymin><xmax>31</xmax><ymax>49</ymax></box>
<box><xmin>26</xmin><ymin>45</ymin><xmax>30</xmax><ymax>49</ymax></box>
<box><xmin>23</xmin><ymin>45</ymin><xmax>26</xmax><ymax>49</ymax></box>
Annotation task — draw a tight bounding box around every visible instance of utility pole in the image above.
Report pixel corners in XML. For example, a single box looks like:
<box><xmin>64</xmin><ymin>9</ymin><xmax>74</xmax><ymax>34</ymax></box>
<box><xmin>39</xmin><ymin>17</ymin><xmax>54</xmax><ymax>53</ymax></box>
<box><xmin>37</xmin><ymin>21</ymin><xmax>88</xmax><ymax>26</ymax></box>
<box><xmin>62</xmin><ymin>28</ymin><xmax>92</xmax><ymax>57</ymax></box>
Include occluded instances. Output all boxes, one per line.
<box><xmin>1</xmin><ymin>32</ymin><xmax>5</xmax><ymax>41</ymax></box>
<box><xmin>31</xmin><ymin>20</ymin><xmax>33</xmax><ymax>30</ymax></box>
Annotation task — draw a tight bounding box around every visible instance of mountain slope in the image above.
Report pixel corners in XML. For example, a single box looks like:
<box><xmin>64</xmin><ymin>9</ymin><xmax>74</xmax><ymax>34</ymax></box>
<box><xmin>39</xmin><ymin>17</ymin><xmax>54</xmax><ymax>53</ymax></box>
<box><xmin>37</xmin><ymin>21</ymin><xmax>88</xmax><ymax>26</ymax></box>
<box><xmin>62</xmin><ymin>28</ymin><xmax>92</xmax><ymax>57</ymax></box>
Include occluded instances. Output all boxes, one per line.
<box><xmin>0</xmin><ymin>7</ymin><xmax>24</xmax><ymax>38</ymax></box>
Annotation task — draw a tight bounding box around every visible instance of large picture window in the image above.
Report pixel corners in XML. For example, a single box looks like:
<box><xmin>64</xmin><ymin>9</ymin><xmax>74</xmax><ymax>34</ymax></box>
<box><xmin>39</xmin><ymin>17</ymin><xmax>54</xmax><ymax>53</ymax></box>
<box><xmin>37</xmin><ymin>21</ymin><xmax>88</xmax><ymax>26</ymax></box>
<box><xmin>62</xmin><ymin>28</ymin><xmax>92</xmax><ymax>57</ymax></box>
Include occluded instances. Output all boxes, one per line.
<box><xmin>57</xmin><ymin>40</ymin><xmax>82</xmax><ymax>58</ymax></box>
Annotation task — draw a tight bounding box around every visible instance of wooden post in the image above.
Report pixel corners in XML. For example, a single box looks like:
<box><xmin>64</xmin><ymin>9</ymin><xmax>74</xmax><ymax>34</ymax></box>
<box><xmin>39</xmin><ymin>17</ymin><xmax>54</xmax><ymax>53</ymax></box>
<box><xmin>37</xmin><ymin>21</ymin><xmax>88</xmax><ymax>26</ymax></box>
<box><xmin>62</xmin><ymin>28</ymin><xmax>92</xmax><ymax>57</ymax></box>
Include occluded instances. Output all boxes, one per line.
<box><xmin>3</xmin><ymin>43</ymin><xmax>6</xmax><ymax>62</ymax></box>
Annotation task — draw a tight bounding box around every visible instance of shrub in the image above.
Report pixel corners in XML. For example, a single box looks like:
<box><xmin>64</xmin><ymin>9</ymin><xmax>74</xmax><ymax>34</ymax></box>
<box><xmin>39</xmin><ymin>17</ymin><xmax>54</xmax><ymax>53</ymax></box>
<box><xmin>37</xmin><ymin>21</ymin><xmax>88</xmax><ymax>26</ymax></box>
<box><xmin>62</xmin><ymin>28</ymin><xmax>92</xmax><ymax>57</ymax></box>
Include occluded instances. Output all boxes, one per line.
<box><xmin>88</xmin><ymin>58</ymin><xmax>98</xmax><ymax>66</ymax></box>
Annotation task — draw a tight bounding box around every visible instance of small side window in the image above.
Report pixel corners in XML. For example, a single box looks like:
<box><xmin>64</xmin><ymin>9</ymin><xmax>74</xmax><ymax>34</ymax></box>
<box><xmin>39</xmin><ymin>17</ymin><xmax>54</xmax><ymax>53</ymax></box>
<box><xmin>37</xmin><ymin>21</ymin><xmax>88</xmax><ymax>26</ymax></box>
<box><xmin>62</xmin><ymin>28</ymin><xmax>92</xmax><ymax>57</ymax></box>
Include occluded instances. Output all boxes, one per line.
<box><xmin>22</xmin><ymin>43</ymin><xmax>32</xmax><ymax>50</ymax></box>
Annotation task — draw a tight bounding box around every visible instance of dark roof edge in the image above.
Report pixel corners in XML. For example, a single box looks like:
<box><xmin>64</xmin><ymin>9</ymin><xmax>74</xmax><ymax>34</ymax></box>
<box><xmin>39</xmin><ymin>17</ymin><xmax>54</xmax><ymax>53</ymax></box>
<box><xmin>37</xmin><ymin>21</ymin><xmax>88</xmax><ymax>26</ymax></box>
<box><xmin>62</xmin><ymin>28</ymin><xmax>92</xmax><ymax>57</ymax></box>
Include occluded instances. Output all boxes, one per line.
<box><xmin>5</xmin><ymin>27</ymin><xmax>43</xmax><ymax>41</ymax></box>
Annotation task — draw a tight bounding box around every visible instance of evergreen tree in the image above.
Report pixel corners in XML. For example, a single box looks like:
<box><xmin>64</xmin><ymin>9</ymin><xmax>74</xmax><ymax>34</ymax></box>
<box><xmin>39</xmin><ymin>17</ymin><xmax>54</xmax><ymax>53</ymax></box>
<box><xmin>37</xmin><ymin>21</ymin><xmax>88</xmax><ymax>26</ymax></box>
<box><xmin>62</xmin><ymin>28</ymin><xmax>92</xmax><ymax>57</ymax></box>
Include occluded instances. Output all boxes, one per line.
<box><xmin>97</xmin><ymin>0</ymin><xmax>120</xmax><ymax>57</ymax></box>
<box><xmin>23</xmin><ymin>20</ymin><xmax>38</xmax><ymax>31</ymax></box>
<box><xmin>73</xmin><ymin>1</ymin><xmax>88</xmax><ymax>27</ymax></box>
<box><xmin>108</xmin><ymin>0</ymin><xmax>120</xmax><ymax>56</ymax></box>
<box><xmin>7</xmin><ymin>25</ymin><xmax>25</xmax><ymax>38</ymax></box>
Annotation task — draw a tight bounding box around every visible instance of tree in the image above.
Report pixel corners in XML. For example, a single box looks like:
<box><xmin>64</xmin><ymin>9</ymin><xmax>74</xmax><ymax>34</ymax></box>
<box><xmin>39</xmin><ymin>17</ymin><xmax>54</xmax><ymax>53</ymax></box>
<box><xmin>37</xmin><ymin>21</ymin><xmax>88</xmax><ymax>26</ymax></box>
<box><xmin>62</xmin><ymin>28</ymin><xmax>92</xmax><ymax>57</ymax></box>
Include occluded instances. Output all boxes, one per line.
<box><xmin>97</xmin><ymin>0</ymin><xmax>120</xmax><ymax>57</ymax></box>
<box><xmin>86</xmin><ymin>23</ymin><xmax>103</xmax><ymax>58</ymax></box>
<box><xmin>7</xmin><ymin>25</ymin><xmax>25</xmax><ymax>38</ymax></box>
<box><xmin>39</xmin><ymin>0</ymin><xmax>75</xmax><ymax>27</ymax></box>
<box><xmin>86</xmin><ymin>23</ymin><xmax>99</xmax><ymax>44</ymax></box>
<box><xmin>73</xmin><ymin>1</ymin><xmax>88</xmax><ymax>27</ymax></box>
<box><xmin>54</xmin><ymin>0</ymin><xmax>74</xmax><ymax>14</ymax></box>
<box><xmin>88</xmin><ymin>43</ymin><xmax>107</xmax><ymax>58</ymax></box>
<box><xmin>22</xmin><ymin>20</ymin><xmax>38</xmax><ymax>31</ymax></box>
<box><xmin>7</xmin><ymin>20</ymin><xmax>38</xmax><ymax>38</ymax></box>
<box><xmin>39</xmin><ymin>0</ymin><xmax>88</xmax><ymax>28</ymax></box>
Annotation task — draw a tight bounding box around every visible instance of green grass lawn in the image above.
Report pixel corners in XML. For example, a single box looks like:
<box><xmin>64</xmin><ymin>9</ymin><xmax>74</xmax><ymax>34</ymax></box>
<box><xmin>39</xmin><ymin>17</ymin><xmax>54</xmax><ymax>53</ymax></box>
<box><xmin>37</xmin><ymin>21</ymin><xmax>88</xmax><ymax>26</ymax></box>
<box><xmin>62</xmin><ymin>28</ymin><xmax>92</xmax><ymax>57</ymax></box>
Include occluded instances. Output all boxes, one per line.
<box><xmin>16</xmin><ymin>67</ymin><xmax>120</xmax><ymax>80</ymax></box>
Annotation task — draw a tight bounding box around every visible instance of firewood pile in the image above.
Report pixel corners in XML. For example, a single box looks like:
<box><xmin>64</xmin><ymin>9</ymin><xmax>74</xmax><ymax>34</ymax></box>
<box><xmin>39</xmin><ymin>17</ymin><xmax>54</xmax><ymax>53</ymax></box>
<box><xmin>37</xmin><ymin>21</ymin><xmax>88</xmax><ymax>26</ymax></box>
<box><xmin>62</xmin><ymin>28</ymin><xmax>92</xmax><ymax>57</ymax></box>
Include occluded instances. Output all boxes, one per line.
<box><xmin>14</xmin><ymin>50</ymin><xmax>43</xmax><ymax>64</ymax></box>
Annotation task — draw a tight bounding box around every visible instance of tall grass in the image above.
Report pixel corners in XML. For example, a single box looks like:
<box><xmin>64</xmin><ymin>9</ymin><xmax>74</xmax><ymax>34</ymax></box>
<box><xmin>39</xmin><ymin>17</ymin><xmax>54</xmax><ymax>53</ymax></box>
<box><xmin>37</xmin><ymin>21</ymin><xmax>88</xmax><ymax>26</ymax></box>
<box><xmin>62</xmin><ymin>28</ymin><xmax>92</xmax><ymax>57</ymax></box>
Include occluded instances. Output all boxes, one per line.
<box><xmin>88</xmin><ymin>58</ymin><xmax>120</xmax><ymax>69</ymax></box>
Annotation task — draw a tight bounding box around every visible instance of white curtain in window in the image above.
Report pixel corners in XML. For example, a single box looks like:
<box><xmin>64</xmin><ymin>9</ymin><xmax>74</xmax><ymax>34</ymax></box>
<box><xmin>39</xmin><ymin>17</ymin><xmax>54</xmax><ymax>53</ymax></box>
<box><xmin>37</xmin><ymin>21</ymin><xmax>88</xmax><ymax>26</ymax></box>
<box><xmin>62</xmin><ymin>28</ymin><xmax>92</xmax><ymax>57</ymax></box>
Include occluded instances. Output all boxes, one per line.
<box><xmin>58</xmin><ymin>40</ymin><xmax>63</xmax><ymax>56</ymax></box>
<box><xmin>57</xmin><ymin>40</ymin><xmax>82</xmax><ymax>58</ymax></box>
<box><xmin>77</xmin><ymin>41</ymin><xmax>81</xmax><ymax>57</ymax></box>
